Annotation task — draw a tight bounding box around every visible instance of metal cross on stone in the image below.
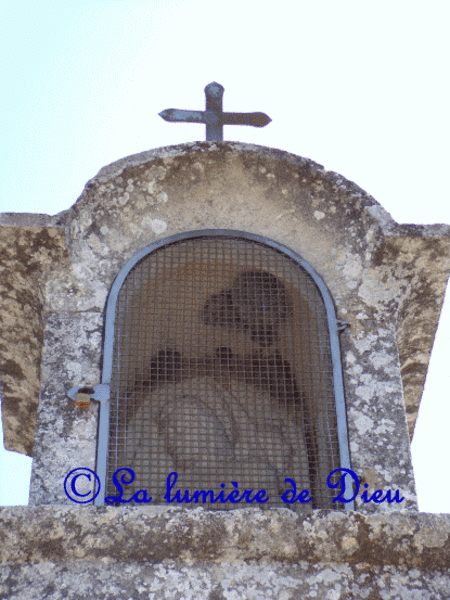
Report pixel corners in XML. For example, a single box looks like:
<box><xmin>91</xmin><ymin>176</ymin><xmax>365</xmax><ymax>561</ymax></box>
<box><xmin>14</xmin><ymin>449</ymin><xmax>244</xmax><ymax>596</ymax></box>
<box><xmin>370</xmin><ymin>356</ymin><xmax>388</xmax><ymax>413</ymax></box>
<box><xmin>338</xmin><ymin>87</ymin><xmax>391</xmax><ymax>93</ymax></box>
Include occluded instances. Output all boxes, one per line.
<box><xmin>159</xmin><ymin>82</ymin><xmax>271</xmax><ymax>141</ymax></box>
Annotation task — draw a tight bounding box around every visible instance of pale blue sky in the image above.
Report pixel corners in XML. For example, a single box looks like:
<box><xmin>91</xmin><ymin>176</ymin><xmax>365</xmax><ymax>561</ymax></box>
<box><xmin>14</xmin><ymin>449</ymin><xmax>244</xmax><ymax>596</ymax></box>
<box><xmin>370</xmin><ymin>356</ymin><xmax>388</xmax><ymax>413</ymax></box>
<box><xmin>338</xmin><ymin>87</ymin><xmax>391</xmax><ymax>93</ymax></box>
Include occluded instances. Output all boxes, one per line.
<box><xmin>1</xmin><ymin>0</ymin><xmax>450</xmax><ymax>510</ymax></box>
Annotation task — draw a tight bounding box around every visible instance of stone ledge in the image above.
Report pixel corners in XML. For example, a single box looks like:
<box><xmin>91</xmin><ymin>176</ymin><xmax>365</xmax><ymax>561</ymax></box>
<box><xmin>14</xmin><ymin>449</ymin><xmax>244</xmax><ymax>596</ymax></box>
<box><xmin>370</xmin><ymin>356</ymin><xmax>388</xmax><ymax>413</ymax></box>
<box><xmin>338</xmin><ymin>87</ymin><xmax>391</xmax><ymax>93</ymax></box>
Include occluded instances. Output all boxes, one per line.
<box><xmin>1</xmin><ymin>506</ymin><xmax>449</xmax><ymax>569</ymax></box>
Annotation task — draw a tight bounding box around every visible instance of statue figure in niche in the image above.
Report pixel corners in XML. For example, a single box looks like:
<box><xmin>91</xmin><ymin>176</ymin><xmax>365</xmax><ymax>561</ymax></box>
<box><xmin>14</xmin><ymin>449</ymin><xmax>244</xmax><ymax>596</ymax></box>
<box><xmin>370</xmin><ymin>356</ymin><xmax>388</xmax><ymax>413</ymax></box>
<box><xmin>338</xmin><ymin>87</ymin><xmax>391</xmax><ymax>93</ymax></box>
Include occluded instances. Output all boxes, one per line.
<box><xmin>114</xmin><ymin>264</ymin><xmax>324</xmax><ymax>508</ymax></box>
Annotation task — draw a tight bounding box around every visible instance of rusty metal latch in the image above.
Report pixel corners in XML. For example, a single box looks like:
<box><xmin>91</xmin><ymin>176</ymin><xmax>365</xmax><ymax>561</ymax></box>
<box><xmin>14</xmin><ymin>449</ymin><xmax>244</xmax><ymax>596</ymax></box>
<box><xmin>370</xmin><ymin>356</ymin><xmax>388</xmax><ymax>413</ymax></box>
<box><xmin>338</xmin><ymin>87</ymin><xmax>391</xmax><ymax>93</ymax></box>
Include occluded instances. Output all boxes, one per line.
<box><xmin>67</xmin><ymin>384</ymin><xmax>110</xmax><ymax>407</ymax></box>
<box><xmin>336</xmin><ymin>319</ymin><xmax>350</xmax><ymax>333</ymax></box>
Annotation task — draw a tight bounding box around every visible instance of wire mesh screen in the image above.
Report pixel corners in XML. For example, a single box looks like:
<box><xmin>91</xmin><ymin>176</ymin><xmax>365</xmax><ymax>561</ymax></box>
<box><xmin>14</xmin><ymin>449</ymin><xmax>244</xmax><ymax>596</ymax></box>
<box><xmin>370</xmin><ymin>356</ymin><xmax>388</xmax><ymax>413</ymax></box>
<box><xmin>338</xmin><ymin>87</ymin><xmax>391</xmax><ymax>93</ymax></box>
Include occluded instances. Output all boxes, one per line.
<box><xmin>106</xmin><ymin>235</ymin><xmax>341</xmax><ymax>509</ymax></box>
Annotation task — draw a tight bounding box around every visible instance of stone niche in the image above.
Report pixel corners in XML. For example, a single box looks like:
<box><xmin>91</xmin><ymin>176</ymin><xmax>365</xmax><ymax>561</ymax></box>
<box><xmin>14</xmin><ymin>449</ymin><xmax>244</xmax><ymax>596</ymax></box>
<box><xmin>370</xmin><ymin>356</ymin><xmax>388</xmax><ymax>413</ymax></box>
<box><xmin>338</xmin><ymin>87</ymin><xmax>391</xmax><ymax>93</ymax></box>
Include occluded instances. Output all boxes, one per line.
<box><xmin>2</xmin><ymin>142</ymin><xmax>450</xmax><ymax>599</ymax></box>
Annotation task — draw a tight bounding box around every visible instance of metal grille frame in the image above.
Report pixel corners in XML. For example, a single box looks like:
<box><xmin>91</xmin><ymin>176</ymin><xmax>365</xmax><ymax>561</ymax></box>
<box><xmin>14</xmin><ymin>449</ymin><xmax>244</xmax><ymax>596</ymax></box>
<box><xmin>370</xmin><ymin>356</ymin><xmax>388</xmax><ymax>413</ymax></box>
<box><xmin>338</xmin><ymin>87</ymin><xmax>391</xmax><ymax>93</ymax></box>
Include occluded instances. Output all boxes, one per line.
<box><xmin>95</xmin><ymin>230</ymin><xmax>352</xmax><ymax>509</ymax></box>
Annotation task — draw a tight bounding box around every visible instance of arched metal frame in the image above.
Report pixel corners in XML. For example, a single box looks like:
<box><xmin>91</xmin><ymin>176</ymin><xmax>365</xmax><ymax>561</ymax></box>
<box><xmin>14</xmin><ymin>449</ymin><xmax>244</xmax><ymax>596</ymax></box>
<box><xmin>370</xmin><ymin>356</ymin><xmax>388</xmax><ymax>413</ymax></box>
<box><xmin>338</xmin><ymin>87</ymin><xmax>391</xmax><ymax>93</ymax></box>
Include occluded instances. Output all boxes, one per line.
<box><xmin>95</xmin><ymin>230</ymin><xmax>353</xmax><ymax>509</ymax></box>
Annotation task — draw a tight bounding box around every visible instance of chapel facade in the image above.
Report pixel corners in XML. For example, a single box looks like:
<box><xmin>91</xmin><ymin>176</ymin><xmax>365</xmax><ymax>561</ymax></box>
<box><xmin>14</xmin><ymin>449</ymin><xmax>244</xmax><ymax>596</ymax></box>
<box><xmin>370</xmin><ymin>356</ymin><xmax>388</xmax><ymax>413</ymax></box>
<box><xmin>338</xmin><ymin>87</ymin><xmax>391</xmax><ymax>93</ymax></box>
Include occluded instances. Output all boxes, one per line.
<box><xmin>1</xmin><ymin>142</ymin><xmax>450</xmax><ymax>598</ymax></box>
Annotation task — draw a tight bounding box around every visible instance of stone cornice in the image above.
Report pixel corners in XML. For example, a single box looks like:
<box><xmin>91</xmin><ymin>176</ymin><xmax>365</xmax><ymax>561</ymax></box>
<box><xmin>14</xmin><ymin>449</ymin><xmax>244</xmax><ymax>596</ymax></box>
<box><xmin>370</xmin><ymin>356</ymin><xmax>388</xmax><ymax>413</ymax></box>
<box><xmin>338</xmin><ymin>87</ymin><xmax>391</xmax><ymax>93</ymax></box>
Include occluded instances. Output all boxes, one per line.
<box><xmin>1</xmin><ymin>506</ymin><xmax>450</xmax><ymax>570</ymax></box>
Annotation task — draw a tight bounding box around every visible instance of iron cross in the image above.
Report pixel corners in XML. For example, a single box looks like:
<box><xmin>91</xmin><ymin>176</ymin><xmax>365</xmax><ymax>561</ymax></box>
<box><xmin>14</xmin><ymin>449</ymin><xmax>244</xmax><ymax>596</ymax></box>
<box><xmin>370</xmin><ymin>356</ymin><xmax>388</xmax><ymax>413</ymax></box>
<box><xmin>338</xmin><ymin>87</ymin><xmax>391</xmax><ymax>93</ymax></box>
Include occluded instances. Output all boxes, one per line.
<box><xmin>159</xmin><ymin>82</ymin><xmax>271</xmax><ymax>141</ymax></box>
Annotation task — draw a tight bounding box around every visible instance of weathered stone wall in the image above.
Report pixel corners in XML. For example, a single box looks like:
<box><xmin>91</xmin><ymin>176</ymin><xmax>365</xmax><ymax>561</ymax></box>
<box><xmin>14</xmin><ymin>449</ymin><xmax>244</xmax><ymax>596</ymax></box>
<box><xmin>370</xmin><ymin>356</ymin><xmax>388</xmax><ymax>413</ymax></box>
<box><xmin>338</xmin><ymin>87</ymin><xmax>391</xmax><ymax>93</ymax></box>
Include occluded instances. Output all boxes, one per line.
<box><xmin>1</xmin><ymin>506</ymin><xmax>450</xmax><ymax>599</ymax></box>
<box><xmin>29</xmin><ymin>312</ymin><xmax>102</xmax><ymax>504</ymax></box>
<box><xmin>2</xmin><ymin>143</ymin><xmax>450</xmax><ymax>514</ymax></box>
<box><xmin>372</xmin><ymin>228</ymin><xmax>450</xmax><ymax>435</ymax></box>
<box><xmin>0</xmin><ymin>216</ymin><xmax>69</xmax><ymax>455</ymax></box>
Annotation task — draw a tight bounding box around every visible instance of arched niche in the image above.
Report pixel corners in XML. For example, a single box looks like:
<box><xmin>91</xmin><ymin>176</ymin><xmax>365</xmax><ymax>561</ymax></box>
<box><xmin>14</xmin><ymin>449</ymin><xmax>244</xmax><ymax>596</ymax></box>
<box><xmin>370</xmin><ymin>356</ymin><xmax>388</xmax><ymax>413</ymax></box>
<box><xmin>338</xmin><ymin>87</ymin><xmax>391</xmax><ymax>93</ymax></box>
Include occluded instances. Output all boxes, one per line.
<box><xmin>96</xmin><ymin>230</ymin><xmax>351</xmax><ymax>509</ymax></box>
